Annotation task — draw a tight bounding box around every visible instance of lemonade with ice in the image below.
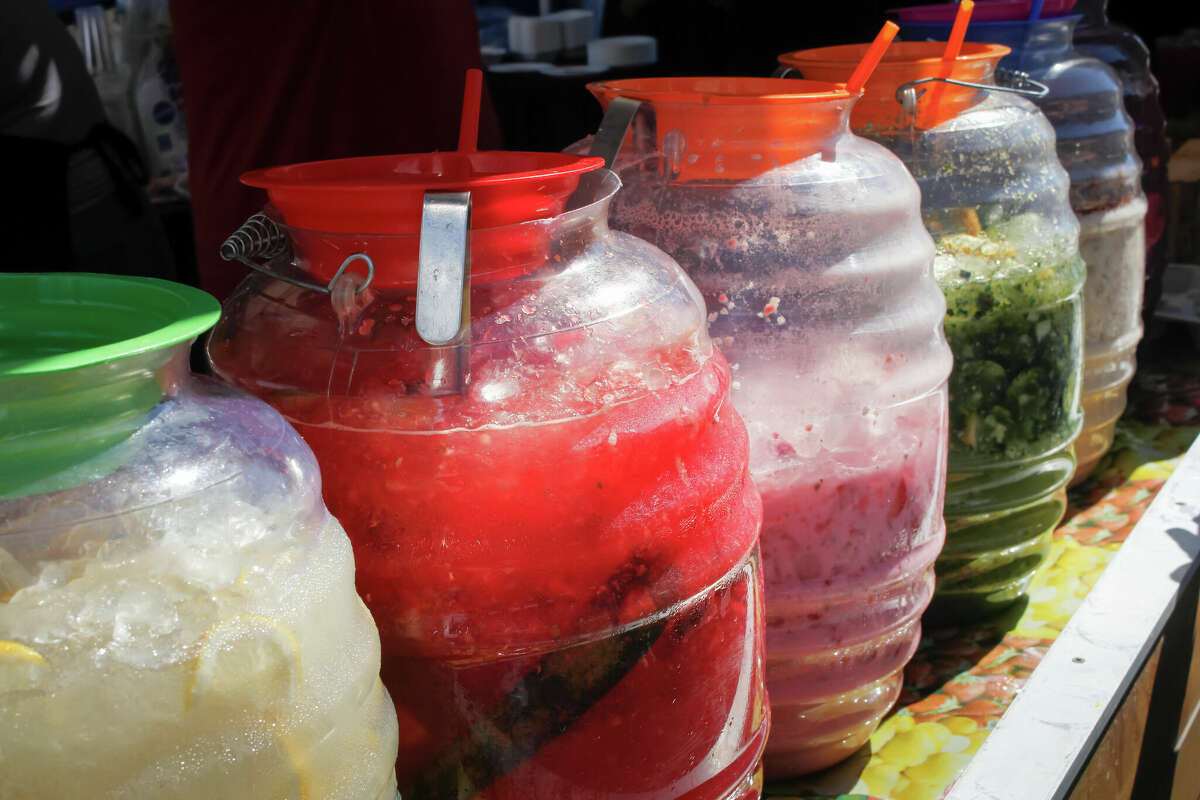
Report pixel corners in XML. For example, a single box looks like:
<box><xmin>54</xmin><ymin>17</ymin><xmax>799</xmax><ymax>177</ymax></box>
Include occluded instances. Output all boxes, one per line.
<box><xmin>0</xmin><ymin>274</ymin><xmax>397</xmax><ymax>799</ymax></box>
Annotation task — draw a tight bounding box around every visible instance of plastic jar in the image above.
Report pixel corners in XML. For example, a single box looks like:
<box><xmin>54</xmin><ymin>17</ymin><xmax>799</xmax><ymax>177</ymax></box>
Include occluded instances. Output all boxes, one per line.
<box><xmin>896</xmin><ymin>14</ymin><xmax>1146</xmax><ymax>482</ymax></box>
<box><xmin>209</xmin><ymin>151</ymin><xmax>768</xmax><ymax>798</ymax></box>
<box><xmin>581</xmin><ymin>76</ymin><xmax>952</xmax><ymax>776</ymax></box>
<box><xmin>0</xmin><ymin>273</ymin><xmax>398</xmax><ymax>799</ymax></box>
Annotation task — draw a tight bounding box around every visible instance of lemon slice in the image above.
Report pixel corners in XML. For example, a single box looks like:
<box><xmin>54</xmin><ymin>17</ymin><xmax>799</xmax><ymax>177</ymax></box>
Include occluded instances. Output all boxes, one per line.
<box><xmin>0</xmin><ymin>640</ymin><xmax>48</xmax><ymax>692</ymax></box>
<box><xmin>280</xmin><ymin>734</ymin><xmax>314</xmax><ymax>800</ymax></box>
<box><xmin>186</xmin><ymin>614</ymin><xmax>302</xmax><ymax>716</ymax></box>
<box><xmin>187</xmin><ymin>615</ymin><xmax>313</xmax><ymax>796</ymax></box>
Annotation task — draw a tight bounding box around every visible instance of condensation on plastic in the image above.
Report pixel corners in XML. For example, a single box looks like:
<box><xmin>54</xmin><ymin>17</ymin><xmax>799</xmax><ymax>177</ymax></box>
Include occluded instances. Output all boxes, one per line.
<box><xmin>214</xmin><ymin>172</ymin><xmax>716</xmax><ymax>431</ymax></box>
<box><xmin>0</xmin><ymin>345</ymin><xmax>399</xmax><ymax>799</ymax></box>
<box><xmin>209</xmin><ymin>169</ymin><xmax>770</xmax><ymax>798</ymax></box>
<box><xmin>574</xmin><ymin>93</ymin><xmax>953</xmax><ymax>777</ymax></box>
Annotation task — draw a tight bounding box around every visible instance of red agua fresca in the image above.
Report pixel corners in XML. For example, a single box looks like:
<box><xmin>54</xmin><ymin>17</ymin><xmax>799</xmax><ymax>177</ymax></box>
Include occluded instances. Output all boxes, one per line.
<box><xmin>209</xmin><ymin>72</ymin><xmax>770</xmax><ymax>799</ymax></box>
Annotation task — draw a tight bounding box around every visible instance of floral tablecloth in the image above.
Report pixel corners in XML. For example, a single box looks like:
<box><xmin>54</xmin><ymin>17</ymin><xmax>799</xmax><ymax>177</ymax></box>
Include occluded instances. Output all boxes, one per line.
<box><xmin>764</xmin><ymin>338</ymin><xmax>1200</xmax><ymax>800</ymax></box>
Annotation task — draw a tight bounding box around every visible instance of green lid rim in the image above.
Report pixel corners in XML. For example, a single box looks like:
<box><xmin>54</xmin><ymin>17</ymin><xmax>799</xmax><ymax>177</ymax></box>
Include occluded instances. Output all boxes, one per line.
<box><xmin>0</xmin><ymin>273</ymin><xmax>222</xmax><ymax>377</ymax></box>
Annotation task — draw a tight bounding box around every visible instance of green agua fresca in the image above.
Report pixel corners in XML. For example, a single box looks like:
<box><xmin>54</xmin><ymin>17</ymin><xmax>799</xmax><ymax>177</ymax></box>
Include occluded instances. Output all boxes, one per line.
<box><xmin>838</xmin><ymin>49</ymin><xmax>1087</xmax><ymax>622</ymax></box>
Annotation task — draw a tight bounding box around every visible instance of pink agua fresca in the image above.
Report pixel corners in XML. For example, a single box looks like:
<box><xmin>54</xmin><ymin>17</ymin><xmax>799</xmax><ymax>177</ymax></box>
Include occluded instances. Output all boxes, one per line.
<box><xmin>584</xmin><ymin>76</ymin><xmax>952</xmax><ymax>776</ymax></box>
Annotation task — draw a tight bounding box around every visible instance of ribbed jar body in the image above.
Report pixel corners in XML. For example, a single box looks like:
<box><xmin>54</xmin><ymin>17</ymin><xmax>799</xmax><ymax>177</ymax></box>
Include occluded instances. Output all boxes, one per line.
<box><xmin>211</xmin><ymin>171</ymin><xmax>769</xmax><ymax>799</ymax></box>
<box><xmin>1024</xmin><ymin>20</ymin><xmax>1146</xmax><ymax>482</ymax></box>
<box><xmin>1075</xmin><ymin>0</ymin><xmax>1171</xmax><ymax>335</ymax></box>
<box><xmin>888</xmin><ymin>98</ymin><xmax>1085</xmax><ymax>622</ymax></box>
<box><xmin>585</xmin><ymin>80</ymin><xmax>952</xmax><ymax>776</ymax></box>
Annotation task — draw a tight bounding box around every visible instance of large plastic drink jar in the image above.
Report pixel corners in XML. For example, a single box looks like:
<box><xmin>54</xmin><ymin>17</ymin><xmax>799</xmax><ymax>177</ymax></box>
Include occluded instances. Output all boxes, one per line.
<box><xmin>1073</xmin><ymin>0</ymin><xmax>1170</xmax><ymax>351</ymax></box>
<box><xmin>208</xmin><ymin>150</ymin><xmax>769</xmax><ymax>798</ymax></box>
<box><xmin>781</xmin><ymin>43</ymin><xmax>1086</xmax><ymax>623</ymax></box>
<box><xmin>0</xmin><ymin>273</ymin><xmax>398</xmax><ymax>799</ymax></box>
<box><xmin>579</xmin><ymin>77</ymin><xmax>952</xmax><ymax>776</ymax></box>
<box><xmin>896</xmin><ymin>14</ymin><xmax>1147</xmax><ymax>483</ymax></box>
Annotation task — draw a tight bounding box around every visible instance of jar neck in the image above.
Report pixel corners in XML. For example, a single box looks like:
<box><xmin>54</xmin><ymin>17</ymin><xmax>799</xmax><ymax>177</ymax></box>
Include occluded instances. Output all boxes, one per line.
<box><xmin>857</xmin><ymin>58</ymin><xmax>1003</xmax><ymax>132</ymax></box>
<box><xmin>1015</xmin><ymin>18</ymin><xmax>1078</xmax><ymax>57</ymax></box>
<box><xmin>280</xmin><ymin>169</ymin><xmax>620</xmax><ymax>291</ymax></box>
<box><xmin>0</xmin><ymin>343</ymin><xmax>189</xmax><ymax>498</ymax></box>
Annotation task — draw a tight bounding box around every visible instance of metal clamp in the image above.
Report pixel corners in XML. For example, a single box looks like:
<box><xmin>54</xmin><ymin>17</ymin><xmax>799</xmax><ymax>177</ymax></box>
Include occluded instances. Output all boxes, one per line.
<box><xmin>895</xmin><ymin>70</ymin><xmax>1050</xmax><ymax>107</ymax></box>
<box><xmin>587</xmin><ymin>96</ymin><xmax>642</xmax><ymax>170</ymax></box>
<box><xmin>219</xmin><ymin>212</ymin><xmax>375</xmax><ymax>294</ymax></box>
<box><xmin>416</xmin><ymin>192</ymin><xmax>471</xmax><ymax>347</ymax></box>
<box><xmin>416</xmin><ymin>191</ymin><xmax>472</xmax><ymax>395</ymax></box>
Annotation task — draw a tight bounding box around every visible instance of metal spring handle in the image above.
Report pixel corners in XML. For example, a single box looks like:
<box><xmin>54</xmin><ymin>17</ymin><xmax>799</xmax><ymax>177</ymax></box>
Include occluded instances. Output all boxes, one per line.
<box><xmin>219</xmin><ymin>212</ymin><xmax>374</xmax><ymax>295</ymax></box>
<box><xmin>896</xmin><ymin>69</ymin><xmax>1050</xmax><ymax>113</ymax></box>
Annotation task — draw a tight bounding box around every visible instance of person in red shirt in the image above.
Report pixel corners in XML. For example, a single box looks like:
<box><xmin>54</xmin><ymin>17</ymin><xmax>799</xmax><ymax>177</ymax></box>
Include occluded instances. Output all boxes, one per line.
<box><xmin>170</xmin><ymin>0</ymin><xmax>500</xmax><ymax>299</ymax></box>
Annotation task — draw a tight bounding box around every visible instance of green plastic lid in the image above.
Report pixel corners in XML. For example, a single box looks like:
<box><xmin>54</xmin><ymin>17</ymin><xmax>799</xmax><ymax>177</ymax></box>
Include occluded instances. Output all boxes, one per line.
<box><xmin>0</xmin><ymin>273</ymin><xmax>221</xmax><ymax>498</ymax></box>
<box><xmin>0</xmin><ymin>273</ymin><xmax>220</xmax><ymax>376</ymax></box>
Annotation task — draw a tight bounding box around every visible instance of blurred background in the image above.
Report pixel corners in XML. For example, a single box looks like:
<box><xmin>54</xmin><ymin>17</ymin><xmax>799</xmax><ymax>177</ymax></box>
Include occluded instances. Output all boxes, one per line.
<box><xmin>4</xmin><ymin>0</ymin><xmax>1198</xmax><ymax>297</ymax></box>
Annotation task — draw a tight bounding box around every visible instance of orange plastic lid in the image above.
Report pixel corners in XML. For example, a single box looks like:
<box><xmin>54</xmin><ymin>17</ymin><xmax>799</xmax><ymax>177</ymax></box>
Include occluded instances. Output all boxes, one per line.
<box><xmin>587</xmin><ymin>77</ymin><xmax>859</xmax><ymax>180</ymax></box>
<box><xmin>588</xmin><ymin>76</ymin><xmax>852</xmax><ymax>107</ymax></box>
<box><xmin>778</xmin><ymin>41</ymin><xmax>1011</xmax><ymax>131</ymax></box>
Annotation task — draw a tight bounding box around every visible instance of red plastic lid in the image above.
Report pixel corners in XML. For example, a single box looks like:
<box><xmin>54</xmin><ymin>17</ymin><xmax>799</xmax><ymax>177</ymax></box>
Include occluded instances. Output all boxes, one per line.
<box><xmin>241</xmin><ymin>150</ymin><xmax>603</xmax><ymax>235</ymax></box>
<box><xmin>892</xmin><ymin>0</ymin><xmax>1076</xmax><ymax>22</ymax></box>
<box><xmin>237</xmin><ymin>70</ymin><xmax>605</xmax><ymax>289</ymax></box>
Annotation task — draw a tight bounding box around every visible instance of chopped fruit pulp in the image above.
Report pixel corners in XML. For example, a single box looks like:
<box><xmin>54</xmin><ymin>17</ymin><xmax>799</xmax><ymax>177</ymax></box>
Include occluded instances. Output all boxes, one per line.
<box><xmin>216</xmin><ymin>302</ymin><xmax>770</xmax><ymax>797</ymax></box>
<box><xmin>758</xmin><ymin>399</ymin><xmax>946</xmax><ymax>777</ymax></box>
